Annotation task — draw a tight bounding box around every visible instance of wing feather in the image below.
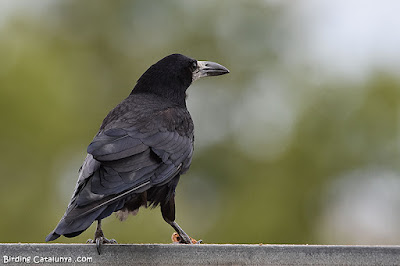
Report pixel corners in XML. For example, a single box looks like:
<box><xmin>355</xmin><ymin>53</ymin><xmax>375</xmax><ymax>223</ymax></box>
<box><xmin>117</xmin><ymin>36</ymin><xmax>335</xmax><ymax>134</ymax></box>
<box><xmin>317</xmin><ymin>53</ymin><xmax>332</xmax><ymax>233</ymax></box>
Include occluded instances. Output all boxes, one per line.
<box><xmin>47</xmin><ymin>103</ymin><xmax>194</xmax><ymax>241</ymax></box>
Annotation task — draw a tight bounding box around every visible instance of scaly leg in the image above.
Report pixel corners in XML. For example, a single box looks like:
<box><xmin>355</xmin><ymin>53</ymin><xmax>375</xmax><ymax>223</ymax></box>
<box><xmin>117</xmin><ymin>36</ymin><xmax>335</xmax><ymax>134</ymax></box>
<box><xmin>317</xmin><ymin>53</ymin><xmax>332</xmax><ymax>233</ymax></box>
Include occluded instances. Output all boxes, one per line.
<box><xmin>161</xmin><ymin>192</ymin><xmax>201</xmax><ymax>244</ymax></box>
<box><xmin>86</xmin><ymin>220</ymin><xmax>117</xmax><ymax>254</ymax></box>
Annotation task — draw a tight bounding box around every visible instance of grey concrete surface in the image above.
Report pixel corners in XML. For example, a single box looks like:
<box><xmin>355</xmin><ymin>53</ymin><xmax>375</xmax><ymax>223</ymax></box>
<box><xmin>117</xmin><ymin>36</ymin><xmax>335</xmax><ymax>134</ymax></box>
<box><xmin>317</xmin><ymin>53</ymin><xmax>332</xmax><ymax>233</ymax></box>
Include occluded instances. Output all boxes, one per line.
<box><xmin>1</xmin><ymin>243</ymin><xmax>400</xmax><ymax>265</ymax></box>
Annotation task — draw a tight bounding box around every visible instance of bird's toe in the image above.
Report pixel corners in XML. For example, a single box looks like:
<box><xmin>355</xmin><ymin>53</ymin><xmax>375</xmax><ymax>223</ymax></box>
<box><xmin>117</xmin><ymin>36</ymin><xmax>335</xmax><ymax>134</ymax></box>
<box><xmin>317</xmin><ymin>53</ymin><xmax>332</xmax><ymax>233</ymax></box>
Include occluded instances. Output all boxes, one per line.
<box><xmin>171</xmin><ymin>232</ymin><xmax>201</xmax><ymax>244</ymax></box>
<box><xmin>104</xmin><ymin>238</ymin><xmax>117</xmax><ymax>244</ymax></box>
<box><xmin>95</xmin><ymin>237</ymin><xmax>102</xmax><ymax>255</ymax></box>
<box><xmin>87</xmin><ymin>236</ymin><xmax>118</xmax><ymax>254</ymax></box>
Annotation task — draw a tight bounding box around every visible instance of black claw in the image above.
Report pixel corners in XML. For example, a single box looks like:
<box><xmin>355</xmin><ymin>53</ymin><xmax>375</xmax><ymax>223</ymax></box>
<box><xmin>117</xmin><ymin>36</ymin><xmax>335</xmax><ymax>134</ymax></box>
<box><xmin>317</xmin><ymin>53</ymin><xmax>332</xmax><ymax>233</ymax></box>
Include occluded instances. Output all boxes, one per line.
<box><xmin>87</xmin><ymin>236</ymin><xmax>117</xmax><ymax>255</ymax></box>
<box><xmin>180</xmin><ymin>233</ymin><xmax>192</xmax><ymax>244</ymax></box>
<box><xmin>96</xmin><ymin>237</ymin><xmax>101</xmax><ymax>255</ymax></box>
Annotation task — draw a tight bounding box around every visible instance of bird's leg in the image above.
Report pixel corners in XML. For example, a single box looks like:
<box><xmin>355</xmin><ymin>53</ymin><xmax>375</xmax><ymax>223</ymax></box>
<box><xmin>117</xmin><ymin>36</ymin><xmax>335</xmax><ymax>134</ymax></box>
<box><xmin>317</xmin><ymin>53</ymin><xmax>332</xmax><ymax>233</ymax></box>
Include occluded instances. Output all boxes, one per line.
<box><xmin>161</xmin><ymin>193</ymin><xmax>201</xmax><ymax>244</ymax></box>
<box><xmin>168</xmin><ymin>220</ymin><xmax>193</xmax><ymax>244</ymax></box>
<box><xmin>86</xmin><ymin>220</ymin><xmax>117</xmax><ymax>254</ymax></box>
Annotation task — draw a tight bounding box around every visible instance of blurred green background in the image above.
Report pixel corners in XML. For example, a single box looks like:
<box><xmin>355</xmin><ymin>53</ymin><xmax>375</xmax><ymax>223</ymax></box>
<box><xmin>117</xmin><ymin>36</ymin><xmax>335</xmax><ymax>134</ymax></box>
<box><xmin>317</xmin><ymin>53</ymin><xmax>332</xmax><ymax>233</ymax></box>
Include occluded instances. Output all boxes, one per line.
<box><xmin>1</xmin><ymin>0</ymin><xmax>400</xmax><ymax>245</ymax></box>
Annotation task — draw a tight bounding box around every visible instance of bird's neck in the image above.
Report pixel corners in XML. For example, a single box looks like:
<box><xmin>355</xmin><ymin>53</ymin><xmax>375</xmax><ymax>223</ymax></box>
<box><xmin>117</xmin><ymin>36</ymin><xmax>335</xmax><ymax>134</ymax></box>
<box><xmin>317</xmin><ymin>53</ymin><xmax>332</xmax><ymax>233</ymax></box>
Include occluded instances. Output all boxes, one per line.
<box><xmin>131</xmin><ymin>80</ymin><xmax>188</xmax><ymax>108</ymax></box>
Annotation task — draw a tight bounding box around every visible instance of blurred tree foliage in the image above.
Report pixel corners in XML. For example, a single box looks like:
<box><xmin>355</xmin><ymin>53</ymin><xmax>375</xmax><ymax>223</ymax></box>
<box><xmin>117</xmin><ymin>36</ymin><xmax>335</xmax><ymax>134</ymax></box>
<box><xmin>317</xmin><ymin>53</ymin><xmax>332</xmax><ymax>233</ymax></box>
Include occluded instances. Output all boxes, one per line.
<box><xmin>1</xmin><ymin>0</ymin><xmax>400</xmax><ymax>244</ymax></box>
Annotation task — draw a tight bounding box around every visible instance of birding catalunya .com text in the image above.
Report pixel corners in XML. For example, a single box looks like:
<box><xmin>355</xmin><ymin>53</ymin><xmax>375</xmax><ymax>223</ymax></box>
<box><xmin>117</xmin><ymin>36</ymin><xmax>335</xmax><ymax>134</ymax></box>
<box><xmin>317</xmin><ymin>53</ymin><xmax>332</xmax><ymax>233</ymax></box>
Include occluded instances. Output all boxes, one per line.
<box><xmin>3</xmin><ymin>255</ymin><xmax>93</xmax><ymax>264</ymax></box>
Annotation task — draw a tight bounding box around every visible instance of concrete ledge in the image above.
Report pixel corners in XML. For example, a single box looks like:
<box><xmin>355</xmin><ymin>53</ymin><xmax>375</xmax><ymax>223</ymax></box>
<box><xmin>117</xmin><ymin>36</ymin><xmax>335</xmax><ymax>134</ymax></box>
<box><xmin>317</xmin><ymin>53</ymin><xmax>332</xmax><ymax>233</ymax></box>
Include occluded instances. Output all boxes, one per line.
<box><xmin>1</xmin><ymin>243</ymin><xmax>400</xmax><ymax>265</ymax></box>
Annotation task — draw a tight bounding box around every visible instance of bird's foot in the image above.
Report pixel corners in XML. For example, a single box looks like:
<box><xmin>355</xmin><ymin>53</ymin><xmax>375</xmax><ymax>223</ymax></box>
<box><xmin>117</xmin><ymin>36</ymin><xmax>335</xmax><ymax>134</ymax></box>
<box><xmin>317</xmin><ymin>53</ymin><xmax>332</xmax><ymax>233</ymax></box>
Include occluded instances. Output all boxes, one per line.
<box><xmin>171</xmin><ymin>232</ymin><xmax>202</xmax><ymax>244</ymax></box>
<box><xmin>86</xmin><ymin>237</ymin><xmax>117</xmax><ymax>254</ymax></box>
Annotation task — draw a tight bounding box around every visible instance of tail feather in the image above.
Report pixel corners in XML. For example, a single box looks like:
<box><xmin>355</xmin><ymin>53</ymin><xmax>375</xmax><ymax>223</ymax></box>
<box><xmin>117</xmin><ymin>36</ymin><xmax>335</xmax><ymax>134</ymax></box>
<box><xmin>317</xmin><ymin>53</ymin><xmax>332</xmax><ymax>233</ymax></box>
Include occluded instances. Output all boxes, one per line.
<box><xmin>45</xmin><ymin>195</ymin><xmax>132</xmax><ymax>242</ymax></box>
<box><xmin>45</xmin><ymin>232</ymin><xmax>60</xmax><ymax>242</ymax></box>
<box><xmin>45</xmin><ymin>206</ymin><xmax>106</xmax><ymax>242</ymax></box>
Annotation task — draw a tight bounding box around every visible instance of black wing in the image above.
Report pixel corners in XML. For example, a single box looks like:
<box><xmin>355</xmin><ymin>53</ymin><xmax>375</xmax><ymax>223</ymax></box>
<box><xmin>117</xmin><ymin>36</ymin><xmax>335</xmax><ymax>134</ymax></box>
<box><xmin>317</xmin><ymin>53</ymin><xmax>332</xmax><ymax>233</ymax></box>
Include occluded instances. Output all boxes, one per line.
<box><xmin>46</xmin><ymin>106</ymin><xmax>193</xmax><ymax>241</ymax></box>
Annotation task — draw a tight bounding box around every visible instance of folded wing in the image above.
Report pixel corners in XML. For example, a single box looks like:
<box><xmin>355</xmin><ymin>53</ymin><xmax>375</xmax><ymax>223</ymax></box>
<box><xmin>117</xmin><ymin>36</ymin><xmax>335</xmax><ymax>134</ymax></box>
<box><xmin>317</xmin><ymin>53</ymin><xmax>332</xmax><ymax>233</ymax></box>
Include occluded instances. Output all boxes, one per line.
<box><xmin>46</xmin><ymin>118</ymin><xmax>193</xmax><ymax>241</ymax></box>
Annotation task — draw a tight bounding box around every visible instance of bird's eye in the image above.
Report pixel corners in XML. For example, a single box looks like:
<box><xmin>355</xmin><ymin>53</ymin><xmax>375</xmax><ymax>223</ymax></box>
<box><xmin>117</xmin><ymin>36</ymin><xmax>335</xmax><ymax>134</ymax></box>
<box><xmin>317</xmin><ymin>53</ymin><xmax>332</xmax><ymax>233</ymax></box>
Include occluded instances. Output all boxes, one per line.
<box><xmin>190</xmin><ymin>61</ymin><xmax>197</xmax><ymax>71</ymax></box>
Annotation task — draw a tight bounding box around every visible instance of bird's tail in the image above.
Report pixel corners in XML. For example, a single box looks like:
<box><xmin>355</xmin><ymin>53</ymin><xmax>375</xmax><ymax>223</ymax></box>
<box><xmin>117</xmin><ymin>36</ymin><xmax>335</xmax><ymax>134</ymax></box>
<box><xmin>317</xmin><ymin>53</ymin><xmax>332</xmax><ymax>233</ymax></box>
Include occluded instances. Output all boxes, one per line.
<box><xmin>45</xmin><ymin>186</ymin><xmax>141</xmax><ymax>242</ymax></box>
<box><xmin>45</xmin><ymin>205</ymin><xmax>107</xmax><ymax>242</ymax></box>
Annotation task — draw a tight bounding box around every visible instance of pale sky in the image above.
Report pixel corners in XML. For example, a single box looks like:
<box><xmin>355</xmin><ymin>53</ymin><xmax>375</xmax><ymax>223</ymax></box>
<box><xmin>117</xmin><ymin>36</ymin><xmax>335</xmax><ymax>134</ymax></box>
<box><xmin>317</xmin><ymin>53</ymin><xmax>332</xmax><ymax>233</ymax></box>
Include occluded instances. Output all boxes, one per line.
<box><xmin>285</xmin><ymin>0</ymin><xmax>400</xmax><ymax>81</ymax></box>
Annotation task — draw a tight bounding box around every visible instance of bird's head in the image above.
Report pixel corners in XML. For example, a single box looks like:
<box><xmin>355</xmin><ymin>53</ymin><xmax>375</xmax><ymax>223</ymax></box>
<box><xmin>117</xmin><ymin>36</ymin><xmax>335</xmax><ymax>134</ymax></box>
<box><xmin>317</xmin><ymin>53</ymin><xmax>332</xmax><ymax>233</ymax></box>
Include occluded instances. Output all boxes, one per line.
<box><xmin>133</xmin><ymin>54</ymin><xmax>229</xmax><ymax>106</ymax></box>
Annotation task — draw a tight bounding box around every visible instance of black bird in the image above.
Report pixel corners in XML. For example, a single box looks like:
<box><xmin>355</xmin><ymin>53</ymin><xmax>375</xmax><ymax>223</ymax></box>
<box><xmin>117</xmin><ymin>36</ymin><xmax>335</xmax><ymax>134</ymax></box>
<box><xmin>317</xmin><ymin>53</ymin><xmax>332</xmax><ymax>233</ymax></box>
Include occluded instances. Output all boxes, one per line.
<box><xmin>45</xmin><ymin>54</ymin><xmax>229</xmax><ymax>253</ymax></box>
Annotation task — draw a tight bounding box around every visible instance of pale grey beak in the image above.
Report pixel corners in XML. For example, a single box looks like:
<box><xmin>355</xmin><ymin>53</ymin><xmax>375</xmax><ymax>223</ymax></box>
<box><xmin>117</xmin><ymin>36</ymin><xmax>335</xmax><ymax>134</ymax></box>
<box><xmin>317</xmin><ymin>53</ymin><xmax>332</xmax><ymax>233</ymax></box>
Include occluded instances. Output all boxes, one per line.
<box><xmin>192</xmin><ymin>60</ymin><xmax>230</xmax><ymax>81</ymax></box>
